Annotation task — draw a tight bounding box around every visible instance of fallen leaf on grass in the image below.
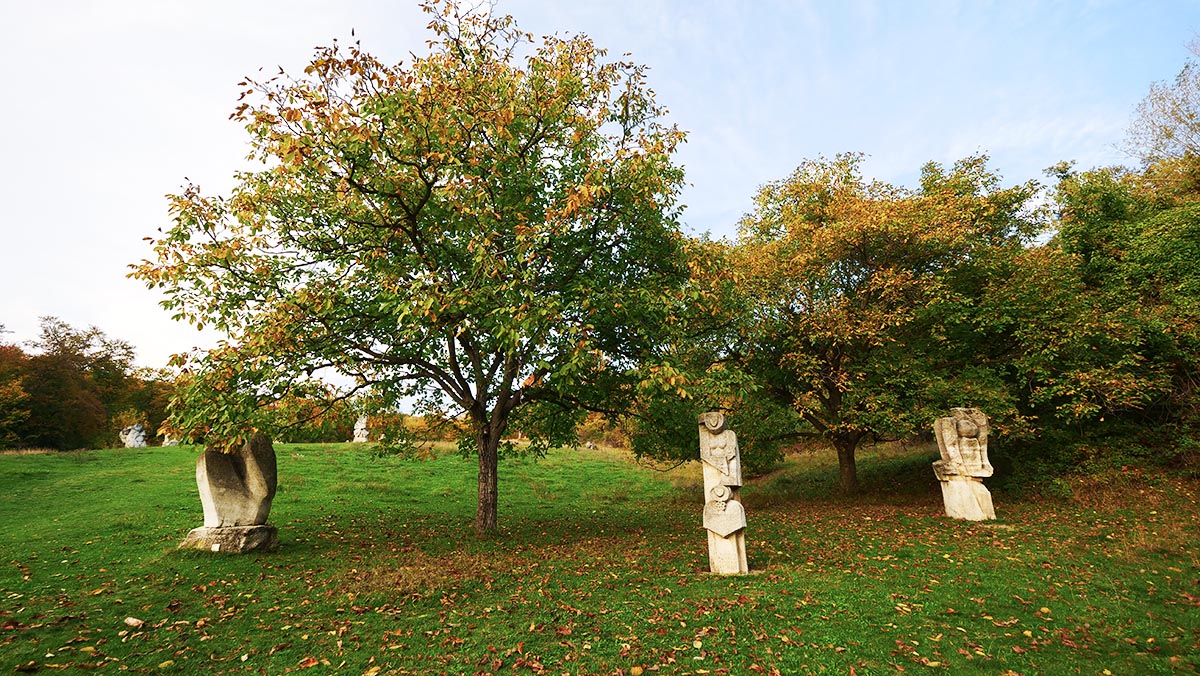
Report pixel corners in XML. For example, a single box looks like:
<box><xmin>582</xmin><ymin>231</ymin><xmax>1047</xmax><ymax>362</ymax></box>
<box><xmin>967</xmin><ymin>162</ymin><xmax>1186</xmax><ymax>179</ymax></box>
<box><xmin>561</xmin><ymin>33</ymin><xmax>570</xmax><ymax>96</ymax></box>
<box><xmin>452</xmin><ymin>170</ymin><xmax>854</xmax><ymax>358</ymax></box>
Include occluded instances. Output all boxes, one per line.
<box><xmin>123</xmin><ymin>617</ymin><xmax>144</xmax><ymax>628</ymax></box>
<box><xmin>298</xmin><ymin>656</ymin><xmax>320</xmax><ymax>668</ymax></box>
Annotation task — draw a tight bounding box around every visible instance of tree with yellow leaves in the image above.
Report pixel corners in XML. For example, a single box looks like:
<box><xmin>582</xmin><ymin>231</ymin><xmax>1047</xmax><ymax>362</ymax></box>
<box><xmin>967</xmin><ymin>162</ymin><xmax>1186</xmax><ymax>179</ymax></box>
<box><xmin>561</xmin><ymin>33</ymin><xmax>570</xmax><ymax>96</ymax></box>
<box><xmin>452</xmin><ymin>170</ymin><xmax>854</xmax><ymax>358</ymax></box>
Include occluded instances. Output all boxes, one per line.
<box><xmin>133</xmin><ymin>1</ymin><xmax>689</xmax><ymax>534</ymax></box>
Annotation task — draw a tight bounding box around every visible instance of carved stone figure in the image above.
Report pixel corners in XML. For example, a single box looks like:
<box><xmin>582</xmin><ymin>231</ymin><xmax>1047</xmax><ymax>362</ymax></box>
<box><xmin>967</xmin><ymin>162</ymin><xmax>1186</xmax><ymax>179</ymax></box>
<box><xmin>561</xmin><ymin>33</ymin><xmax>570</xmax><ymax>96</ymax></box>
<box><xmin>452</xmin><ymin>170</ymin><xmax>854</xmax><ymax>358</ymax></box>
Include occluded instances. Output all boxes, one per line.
<box><xmin>699</xmin><ymin>412</ymin><xmax>749</xmax><ymax>574</ymax></box>
<box><xmin>179</xmin><ymin>433</ymin><xmax>279</xmax><ymax>553</ymax></box>
<box><xmin>353</xmin><ymin>416</ymin><xmax>369</xmax><ymax>443</ymax></box>
<box><xmin>119</xmin><ymin>424</ymin><xmax>147</xmax><ymax>448</ymax></box>
<box><xmin>932</xmin><ymin>408</ymin><xmax>995</xmax><ymax>520</ymax></box>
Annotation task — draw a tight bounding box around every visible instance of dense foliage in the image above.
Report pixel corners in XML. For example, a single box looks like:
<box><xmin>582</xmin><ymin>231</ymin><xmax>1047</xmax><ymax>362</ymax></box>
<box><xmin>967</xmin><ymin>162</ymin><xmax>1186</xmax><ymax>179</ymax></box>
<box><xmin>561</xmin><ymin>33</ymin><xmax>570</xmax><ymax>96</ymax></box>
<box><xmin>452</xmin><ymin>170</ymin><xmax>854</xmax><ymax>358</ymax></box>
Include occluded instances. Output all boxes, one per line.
<box><xmin>0</xmin><ymin>318</ymin><xmax>171</xmax><ymax>450</ymax></box>
<box><xmin>1</xmin><ymin>9</ymin><xmax>1161</xmax><ymax>497</ymax></box>
<box><xmin>132</xmin><ymin>1</ymin><xmax>689</xmax><ymax>533</ymax></box>
<box><xmin>726</xmin><ymin>154</ymin><xmax>1047</xmax><ymax>492</ymax></box>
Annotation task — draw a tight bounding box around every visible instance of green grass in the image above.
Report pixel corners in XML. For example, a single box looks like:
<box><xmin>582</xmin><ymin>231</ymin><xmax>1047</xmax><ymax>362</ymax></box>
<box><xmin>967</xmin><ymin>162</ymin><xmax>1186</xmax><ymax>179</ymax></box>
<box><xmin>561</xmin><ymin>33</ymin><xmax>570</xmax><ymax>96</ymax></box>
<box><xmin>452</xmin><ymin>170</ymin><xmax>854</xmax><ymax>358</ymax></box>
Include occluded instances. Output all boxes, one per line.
<box><xmin>1</xmin><ymin>442</ymin><xmax>1196</xmax><ymax>675</ymax></box>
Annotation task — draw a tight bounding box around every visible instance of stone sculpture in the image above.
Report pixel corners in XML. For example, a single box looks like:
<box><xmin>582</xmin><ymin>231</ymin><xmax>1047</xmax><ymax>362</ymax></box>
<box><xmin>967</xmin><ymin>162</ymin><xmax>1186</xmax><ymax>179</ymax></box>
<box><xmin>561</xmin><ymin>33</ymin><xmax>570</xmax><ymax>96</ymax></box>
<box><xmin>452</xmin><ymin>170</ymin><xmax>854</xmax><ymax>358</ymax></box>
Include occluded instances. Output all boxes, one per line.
<box><xmin>699</xmin><ymin>412</ymin><xmax>748</xmax><ymax>574</ymax></box>
<box><xmin>353</xmin><ymin>416</ymin><xmax>369</xmax><ymax>443</ymax></box>
<box><xmin>932</xmin><ymin>408</ymin><xmax>996</xmax><ymax>521</ymax></box>
<box><xmin>119</xmin><ymin>424</ymin><xmax>147</xmax><ymax>448</ymax></box>
<box><xmin>179</xmin><ymin>433</ymin><xmax>279</xmax><ymax>553</ymax></box>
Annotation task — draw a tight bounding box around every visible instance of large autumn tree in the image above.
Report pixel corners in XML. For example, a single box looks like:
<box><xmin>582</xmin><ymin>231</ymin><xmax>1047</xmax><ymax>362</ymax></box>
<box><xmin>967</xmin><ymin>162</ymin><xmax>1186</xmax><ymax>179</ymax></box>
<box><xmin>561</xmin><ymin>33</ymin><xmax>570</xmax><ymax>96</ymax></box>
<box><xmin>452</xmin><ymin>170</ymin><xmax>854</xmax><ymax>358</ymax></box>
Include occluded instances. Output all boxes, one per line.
<box><xmin>133</xmin><ymin>1</ymin><xmax>688</xmax><ymax>534</ymax></box>
<box><xmin>736</xmin><ymin>154</ymin><xmax>1044</xmax><ymax>494</ymax></box>
<box><xmin>0</xmin><ymin>317</ymin><xmax>157</xmax><ymax>450</ymax></box>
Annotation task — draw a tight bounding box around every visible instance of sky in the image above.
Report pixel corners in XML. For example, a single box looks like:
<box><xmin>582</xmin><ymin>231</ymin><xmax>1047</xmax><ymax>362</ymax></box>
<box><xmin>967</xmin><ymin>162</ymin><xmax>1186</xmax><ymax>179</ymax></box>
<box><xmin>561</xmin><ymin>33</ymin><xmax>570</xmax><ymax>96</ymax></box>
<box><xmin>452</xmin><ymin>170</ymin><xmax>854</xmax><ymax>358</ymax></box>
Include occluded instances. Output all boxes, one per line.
<box><xmin>1</xmin><ymin>0</ymin><xmax>1197</xmax><ymax>370</ymax></box>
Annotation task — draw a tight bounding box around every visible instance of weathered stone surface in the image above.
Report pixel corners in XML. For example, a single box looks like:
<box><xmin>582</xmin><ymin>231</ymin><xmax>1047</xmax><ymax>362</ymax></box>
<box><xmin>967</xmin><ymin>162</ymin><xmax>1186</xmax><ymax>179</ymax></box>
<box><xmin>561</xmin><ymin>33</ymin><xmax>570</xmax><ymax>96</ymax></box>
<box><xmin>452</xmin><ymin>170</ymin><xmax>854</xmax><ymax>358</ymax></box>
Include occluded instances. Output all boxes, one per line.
<box><xmin>707</xmin><ymin>529</ymin><xmax>748</xmax><ymax>574</ymax></box>
<box><xmin>179</xmin><ymin>525</ymin><xmax>278</xmax><ymax>553</ymax></box>
<box><xmin>703</xmin><ymin>486</ymin><xmax>747</xmax><ymax>537</ymax></box>
<box><xmin>353</xmin><ymin>416</ymin><xmax>369</xmax><ymax>443</ymax></box>
<box><xmin>699</xmin><ymin>412</ymin><xmax>749</xmax><ymax>574</ymax></box>
<box><xmin>932</xmin><ymin>408</ymin><xmax>996</xmax><ymax>520</ymax></box>
<box><xmin>197</xmin><ymin>433</ymin><xmax>277</xmax><ymax>528</ymax></box>
<box><xmin>932</xmin><ymin>408</ymin><xmax>992</xmax><ymax>478</ymax></box>
<box><xmin>699</xmin><ymin>412</ymin><xmax>742</xmax><ymax>488</ymax></box>
<box><xmin>119</xmin><ymin>424</ymin><xmax>147</xmax><ymax>448</ymax></box>
<box><xmin>939</xmin><ymin>478</ymin><xmax>996</xmax><ymax>521</ymax></box>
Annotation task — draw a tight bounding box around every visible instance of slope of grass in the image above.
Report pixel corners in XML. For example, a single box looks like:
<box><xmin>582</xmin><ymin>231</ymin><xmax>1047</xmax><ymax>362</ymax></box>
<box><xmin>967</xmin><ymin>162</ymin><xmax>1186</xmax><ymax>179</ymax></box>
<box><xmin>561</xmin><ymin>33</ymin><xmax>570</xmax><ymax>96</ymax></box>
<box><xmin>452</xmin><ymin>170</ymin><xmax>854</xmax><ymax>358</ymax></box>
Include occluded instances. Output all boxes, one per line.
<box><xmin>0</xmin><ymin>442</ymin><xmax>1196</xmax><ymax>675</ymax></box>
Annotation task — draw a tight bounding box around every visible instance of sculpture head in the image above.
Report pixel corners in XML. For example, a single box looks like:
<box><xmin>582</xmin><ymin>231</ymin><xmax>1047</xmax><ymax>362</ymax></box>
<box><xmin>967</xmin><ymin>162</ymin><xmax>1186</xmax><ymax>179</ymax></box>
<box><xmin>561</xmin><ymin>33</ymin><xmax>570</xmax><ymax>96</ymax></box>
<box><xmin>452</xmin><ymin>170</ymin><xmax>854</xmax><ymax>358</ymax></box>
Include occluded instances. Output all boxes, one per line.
<box><xmin>955</xmin><ymin>418</ymin><xmax>979</xmax><ymax>439</ymax></box>
<box><xmin>709</xmin><ymin>484</ymin><xmax>732</xmax><ymax>504</ymax></box>
<box><xmin>699</xmin><ymin>411</ymin><xmax>726</xmax><ymax>433</ymax></box>
<box><xmin>934</xmin><ymin>408</ymin><xmax>992</xmax><ymax>478</ymax></box>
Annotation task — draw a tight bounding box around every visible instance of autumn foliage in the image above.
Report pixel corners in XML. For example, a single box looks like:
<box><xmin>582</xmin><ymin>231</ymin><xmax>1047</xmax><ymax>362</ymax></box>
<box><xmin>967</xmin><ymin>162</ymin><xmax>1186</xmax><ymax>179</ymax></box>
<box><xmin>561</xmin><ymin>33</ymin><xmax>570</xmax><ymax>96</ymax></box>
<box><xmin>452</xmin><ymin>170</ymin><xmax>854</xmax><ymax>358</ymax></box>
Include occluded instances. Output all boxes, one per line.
<box><xmin>132</xmin><ymin>1</ymin><xmax>690</xmax><ymax>533</ymax></box>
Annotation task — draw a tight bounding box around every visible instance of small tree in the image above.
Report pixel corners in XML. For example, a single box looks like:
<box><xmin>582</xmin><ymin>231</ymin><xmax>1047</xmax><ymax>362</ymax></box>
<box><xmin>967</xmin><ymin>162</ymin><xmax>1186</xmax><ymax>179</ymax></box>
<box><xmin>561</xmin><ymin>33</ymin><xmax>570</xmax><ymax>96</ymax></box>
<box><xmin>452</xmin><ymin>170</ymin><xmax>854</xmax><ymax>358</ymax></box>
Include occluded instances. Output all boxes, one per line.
<box><xmin>1124</xmin><ymin>58</ymin><xmax>1200</xmax><ymax>166</ymax></box>
<box><xmin>133</xmin><ymin>1</ymin><xmax>688</xmax><ymax>534</ymax></box>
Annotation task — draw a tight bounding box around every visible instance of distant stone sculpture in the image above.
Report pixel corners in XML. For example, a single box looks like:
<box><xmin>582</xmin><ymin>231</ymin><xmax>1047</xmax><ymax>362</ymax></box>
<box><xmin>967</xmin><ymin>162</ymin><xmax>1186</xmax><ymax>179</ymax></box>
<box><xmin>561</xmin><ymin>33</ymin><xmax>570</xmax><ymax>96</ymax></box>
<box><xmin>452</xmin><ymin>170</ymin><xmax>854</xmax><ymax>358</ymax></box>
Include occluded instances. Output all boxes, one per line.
<box><xmin>119</xmin><ymin>424</ymin><xmax>147</xmax><ymax>448</ymax></box>
<box><xmin>699</xmin><ymin>412</ymin><xmax>748</xmax><ymax>574</ymax></box>
<box><xmin>353</xmin><ymin>416</ymin><xmax>369</xmax><ymax>443</ymax></box>
<box><xmin>179</xmin><ymin>433</ymin><xmax>279</xmax><ymax>553</ymax></box>
<box><xmin>161</xmin><ymin>436</ymin><xmax>180</xmax><ymax>447</ymax></box>
<box><xmin>932</xmin><ymin>408</ymin><xmax>995</xmax><ymax>521</ymax></box>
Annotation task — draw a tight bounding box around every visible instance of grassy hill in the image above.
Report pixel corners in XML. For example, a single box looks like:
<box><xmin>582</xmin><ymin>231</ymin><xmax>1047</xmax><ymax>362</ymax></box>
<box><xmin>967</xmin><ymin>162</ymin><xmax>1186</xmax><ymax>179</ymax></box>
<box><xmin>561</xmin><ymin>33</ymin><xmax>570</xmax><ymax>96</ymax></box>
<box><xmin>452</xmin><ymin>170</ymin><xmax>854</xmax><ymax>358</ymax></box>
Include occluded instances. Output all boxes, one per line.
<box><xmin>1</xmin><ymin>442</ymin><xmax>1195</xmax><ymax>674</ymax></box>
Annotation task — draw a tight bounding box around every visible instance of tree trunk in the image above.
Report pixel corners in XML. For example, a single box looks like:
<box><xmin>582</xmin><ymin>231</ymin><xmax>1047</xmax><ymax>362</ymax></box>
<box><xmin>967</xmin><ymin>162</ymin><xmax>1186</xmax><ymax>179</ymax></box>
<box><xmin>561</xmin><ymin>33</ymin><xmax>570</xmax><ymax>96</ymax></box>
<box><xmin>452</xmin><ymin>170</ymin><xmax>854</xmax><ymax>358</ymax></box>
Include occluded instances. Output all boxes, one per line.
<box><xmin>835</xmin><ymin>436</ymin><xmax>860</xmax><ymax>496</ymax></box>
<box><xmin>474</xmin><ymin>427</ymin><xmax>500</xmax><ymax>536</ymax></box>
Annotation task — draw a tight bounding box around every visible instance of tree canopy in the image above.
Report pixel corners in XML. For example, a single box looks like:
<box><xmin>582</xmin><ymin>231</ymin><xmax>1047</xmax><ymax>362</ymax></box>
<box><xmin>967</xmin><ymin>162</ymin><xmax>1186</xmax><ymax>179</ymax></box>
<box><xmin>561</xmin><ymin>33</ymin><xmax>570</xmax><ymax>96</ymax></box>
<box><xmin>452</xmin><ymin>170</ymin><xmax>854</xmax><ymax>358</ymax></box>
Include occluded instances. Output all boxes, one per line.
<box><xmin>0</xmin><ymin>317</ymin><xmax>170</xmax><ymax>451</ymax></box>
<box><xmin>733</xmin><ymin>154</ymin><xmax>1045</xmax><ymax>493</ymax></box>
<box><xmin>133</xmin><ymin>1</ymin><xmax>689</xmax><ymax>534</ymax></box>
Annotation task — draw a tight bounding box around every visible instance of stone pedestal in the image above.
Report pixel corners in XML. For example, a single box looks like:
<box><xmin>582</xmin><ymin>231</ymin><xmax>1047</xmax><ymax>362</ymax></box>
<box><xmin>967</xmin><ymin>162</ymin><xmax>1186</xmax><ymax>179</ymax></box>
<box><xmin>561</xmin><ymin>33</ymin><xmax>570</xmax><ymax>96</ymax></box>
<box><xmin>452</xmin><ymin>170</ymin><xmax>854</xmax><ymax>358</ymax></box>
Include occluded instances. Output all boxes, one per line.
<box><xmin>179</xmin><ymin>525</ymin><xmax>278</xmax><ymax>553</ymax></box>
<box><xmin>939</xmin><ymin>478</ymin><xmax>995</xmax><ymax>521</ymax></box>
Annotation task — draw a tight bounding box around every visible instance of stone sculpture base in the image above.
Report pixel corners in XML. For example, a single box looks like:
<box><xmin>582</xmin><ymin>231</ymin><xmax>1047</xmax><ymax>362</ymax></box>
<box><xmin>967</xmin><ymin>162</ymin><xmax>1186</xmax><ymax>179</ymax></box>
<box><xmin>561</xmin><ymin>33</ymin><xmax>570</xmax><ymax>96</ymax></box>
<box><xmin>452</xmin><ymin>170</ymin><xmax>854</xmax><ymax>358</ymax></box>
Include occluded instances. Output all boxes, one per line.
<box><xmin>939</xmin><ymin>479</ymin><xmax>995</xmax><ymax>521</ymax></box>
<box><xmin>707</xmin><ymin>530</ymin><xmax>749</xmax><ymax>575</ymax></box>
<box><xmin>179</xmin><ymin>525</ymin><xmax>278</xmax><ymax>553</ymax></box>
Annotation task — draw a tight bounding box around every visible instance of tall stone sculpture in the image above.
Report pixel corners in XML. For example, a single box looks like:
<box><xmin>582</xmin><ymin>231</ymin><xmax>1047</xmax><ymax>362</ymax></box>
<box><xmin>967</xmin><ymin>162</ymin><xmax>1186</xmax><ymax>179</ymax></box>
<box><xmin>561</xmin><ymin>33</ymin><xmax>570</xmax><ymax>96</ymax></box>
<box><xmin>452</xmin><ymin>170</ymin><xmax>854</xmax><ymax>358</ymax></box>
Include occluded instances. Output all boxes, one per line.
<box><xmin>353</xmin><ymin>415</ymin><xmax>369</xmax><ymax>443</ymax></box>
<box><xmin>179</xmin><ymin>433</ymin><xmax>279</xmax><ymax>553</ymax></box>
<box><xmin>932</xmin><ymin>408</ymin><xmax>995</xmax><ymax>521</ymax></box>
<box><xmin>699</xmin><ymin>412</ymin><xmax>749</xmax><ymax>574</ymax></box>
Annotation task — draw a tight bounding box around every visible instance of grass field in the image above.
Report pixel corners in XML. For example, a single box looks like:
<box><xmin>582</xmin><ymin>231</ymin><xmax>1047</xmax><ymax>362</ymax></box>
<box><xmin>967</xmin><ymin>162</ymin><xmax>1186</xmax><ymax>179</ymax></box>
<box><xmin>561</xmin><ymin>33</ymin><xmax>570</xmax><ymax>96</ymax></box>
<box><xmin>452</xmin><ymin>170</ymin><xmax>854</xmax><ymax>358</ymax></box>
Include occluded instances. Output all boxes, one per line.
<box><xmin>1</xmin><ymin>441</ymin><xmax>1196</xmax><ymax>674</ymax></box>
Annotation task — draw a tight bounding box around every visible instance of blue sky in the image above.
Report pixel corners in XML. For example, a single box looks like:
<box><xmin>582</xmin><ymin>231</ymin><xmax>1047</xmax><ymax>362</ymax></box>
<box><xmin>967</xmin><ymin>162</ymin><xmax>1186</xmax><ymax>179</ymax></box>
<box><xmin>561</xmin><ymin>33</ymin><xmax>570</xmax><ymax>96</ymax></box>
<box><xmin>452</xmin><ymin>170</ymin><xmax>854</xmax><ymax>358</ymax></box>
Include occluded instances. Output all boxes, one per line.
<box><xmin>0</xmin><ymin>0</ymin><xmax>1196</xmax><ymax>368</ymax></box>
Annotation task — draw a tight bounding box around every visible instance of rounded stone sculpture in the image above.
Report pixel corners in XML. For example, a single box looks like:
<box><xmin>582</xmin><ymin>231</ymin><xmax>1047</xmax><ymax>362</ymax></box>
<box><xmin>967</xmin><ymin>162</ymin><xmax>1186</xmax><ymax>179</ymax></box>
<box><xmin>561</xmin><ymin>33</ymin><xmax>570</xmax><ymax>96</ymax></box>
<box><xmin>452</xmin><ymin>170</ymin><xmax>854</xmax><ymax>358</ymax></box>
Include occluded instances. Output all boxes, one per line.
<box><xmin>119</xmin><ymin>424</ymin><xmax>147</xmax><ymax>448</ymax></box>
<box><xmin>179</xmin><ymin>433</ymin><xmax>279</xmax><ymax>553</ymax></box>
